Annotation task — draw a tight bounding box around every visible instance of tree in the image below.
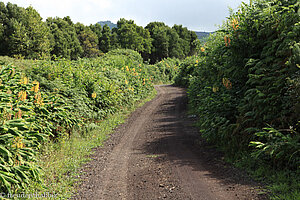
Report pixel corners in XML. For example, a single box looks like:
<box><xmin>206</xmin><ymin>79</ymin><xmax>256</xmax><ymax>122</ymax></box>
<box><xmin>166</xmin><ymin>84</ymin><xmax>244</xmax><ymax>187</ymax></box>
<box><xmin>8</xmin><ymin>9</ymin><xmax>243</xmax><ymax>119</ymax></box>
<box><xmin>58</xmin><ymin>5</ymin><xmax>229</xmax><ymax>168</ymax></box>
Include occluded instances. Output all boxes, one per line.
<box><xmin>172</xmin><ymin>25</ymin><xmax>191</xmax><ymax>57</ymax></box>
<box><xmin>75</xmin><ymin>22</ymin><xmax>99</xmax><ymax>58</ymax></box>
<box><xmin>46</xmin><ymin>17</ymin><xmax>82</xmax><ymax>59</ymax></box>
<box><xmin>0</xmin><ymin>3</ymin><xmax>51</xmax><ymax>58</ymax></box>
<box><xmin>23</xmin><ymin>6</ymin><xmax>52</xmax><ymax>59</ymax></box>
<box><xmin>8</xmin><ymin>19</ymin><xmax>28</xmax><ymax>56</ymax></box>
<box><xmin>145</xmin><ymin>22</ymin><xmax>166</xmax><ymax>35</ymax></box>
<box><xmin>117</xmin><ymin>18</ymin><xmax>152</xmax><ymax>55</ymax></box>
<box><xmin>99</xmin><ymin>24</ymin><xmax>111</xmax><ymax>53</ymax></box>
<box><xmin>0</xmin><ymin>2</ymin><xmax>27</xmax><ymax>56</ymax></box>
<box><xmin>0</xmin><ymin>2</ymin><xmax>7</xmax><ymax>55</ymax></box>
<box><xmin>167</xmin><ymin>28</ymin><xmax>184</xmax><ymax>58</ymax></box>
<box><xmin>90</xmin><ymin>23</ymin><xmax>102</xmax><ymax>44</ymax></box>
<box><xmin>151</xmin><ymin>26</ymin><xmax>169</xmax><ymax>62</ymax></box>
<box><xmin>110</xmin><ymin>29</ymin><xmax>120</xmax><ymax>50</ymax></box>
<box><xmin>189</xmin><ymin>31</ymin><xmax>199</xmax><ymax>56</ymax></box>
<box><xmin>146</xmin><ymin>22</ymin><xmax>171</xmax><ymax>62</ymax></box>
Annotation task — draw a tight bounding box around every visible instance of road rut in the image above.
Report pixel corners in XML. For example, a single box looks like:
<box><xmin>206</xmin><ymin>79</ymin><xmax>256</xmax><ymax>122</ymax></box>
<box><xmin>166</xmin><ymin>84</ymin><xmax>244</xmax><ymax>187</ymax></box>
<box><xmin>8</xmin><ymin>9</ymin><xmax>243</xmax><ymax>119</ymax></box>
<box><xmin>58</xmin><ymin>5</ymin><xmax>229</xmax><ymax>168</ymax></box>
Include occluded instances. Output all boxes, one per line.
<box><xmin>73</xmin><ymin>85</ymin><xmax>266</xmax><ymax>200</ymax></box>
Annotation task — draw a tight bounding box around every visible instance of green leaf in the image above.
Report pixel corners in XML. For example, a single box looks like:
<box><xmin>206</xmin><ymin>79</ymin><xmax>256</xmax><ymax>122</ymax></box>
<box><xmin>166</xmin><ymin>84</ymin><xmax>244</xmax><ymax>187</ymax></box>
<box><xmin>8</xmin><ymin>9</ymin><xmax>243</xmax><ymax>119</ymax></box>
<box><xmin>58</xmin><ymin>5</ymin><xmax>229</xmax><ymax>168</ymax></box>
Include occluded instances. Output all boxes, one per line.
<box><xmin>0</xmin><ymin>145</ymin><xmax>12</xmax><ymax>157</ymax></box>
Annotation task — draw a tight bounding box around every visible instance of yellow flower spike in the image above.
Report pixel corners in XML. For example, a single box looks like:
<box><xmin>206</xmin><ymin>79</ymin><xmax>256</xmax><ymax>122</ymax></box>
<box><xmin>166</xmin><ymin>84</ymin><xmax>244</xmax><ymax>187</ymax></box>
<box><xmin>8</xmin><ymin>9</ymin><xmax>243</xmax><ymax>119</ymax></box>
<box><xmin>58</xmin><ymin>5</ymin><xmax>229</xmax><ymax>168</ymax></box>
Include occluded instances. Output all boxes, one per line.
<box><xmin>34</xmin><ymin>92</ymin><xmax>44</xmax><ymax>106</ymax></box>
<box><xmin>31</xmin><ymin>80</ymin><xmax>39</xmax><ymax>93</ymax></box>
<box><xmin>18</xmin><ymin>91</ymin><xmax>27</xmax><ymax>101</ymax></box>
<box><xmin>91</xmin><ymin>92</ymin><xmax>97</xmax><ymax>99</ymax></box>
<box><xmin>12</xmin><ymin>137</ymin><xmax>25</xmax><ymax>149</ymax></box>
<box><xmin>231</xmin><ymin>18</ymin><xmax>239</xmax><ymax>31</ymax></box>
<box><xmin>125</xmin><ymin>80</ymin><xmax>128</xmax><ymax>85</ymax></box>
<box><xmin>224</xmin><ymin>35</ymin><xmax>231</xmax><ymax>47</ymax></box>
<box><xmin>20</xmin><ymin>77</ymin><xmax>29</xmax><ymax>85</ymax></box>
<box><xmin>126</xmin><ymin>66</ymin><xmax>129</xmax><ymax>71</ymax></box>
<box><xmin>15</xmin><ymin>109</ymin><xmax>22</xmax><ymax>119</ymax></box>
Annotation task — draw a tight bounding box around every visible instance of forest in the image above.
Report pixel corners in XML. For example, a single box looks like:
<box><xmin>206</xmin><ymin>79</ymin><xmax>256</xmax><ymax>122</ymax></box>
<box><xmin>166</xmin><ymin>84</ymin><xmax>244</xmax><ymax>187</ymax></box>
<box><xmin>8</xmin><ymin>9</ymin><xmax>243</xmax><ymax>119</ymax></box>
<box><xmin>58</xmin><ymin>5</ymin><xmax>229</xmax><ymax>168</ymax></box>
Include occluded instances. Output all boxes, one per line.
<box><xmin>0</xmin><ymin>0</ymin><xmax>299</xmax><ymax>199</ymax></box>
<box><xmin>0</xmin><ymin>2</ymin><xmax>198</xmax><ymax>63</ymax></box>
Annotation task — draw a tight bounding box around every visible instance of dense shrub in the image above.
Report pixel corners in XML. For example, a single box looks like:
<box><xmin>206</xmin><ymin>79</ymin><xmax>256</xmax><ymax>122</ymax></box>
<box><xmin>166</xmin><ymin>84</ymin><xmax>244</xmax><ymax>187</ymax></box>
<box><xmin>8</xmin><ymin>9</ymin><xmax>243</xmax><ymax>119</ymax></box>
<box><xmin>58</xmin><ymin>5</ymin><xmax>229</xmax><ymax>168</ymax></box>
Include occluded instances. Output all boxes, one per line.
<box><xmin>0</xmin><ymin>49</ymin><xmax>178</xmax><ymax>192</ymax></box>
<box><xmin>175</xmin><ymin>0</ymin><xmax>300</xmax><ymax>169</ymax></box>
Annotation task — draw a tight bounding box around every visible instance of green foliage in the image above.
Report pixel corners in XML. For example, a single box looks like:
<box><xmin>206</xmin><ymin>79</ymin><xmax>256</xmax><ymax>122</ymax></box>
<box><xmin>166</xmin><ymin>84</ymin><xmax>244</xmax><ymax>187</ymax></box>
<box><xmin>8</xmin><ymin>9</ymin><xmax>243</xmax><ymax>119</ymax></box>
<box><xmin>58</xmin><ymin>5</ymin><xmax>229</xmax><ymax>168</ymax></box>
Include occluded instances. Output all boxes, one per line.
<box><xmin>0</xmin><ymin>2</ymin><xmax>199</xmax><ymax>62</ymax></box>
<box><xmin>75</xmin><ymin>23</ymin><xmax>99</xmax><ymax>58</ymax></box>
<box><xmin>117</xmin><ymin>18</ymin><xmax>152</xmax><ymax>55</ymax></box>
<box><xmin>0</xmin><ymin>3</ymin><xmax>52</xmax><ymax>59</ymax></box>
<box><xmin>0</xmin><ymin>65</ymin><xmax>80</xmax><ymax>193</ymax></box>
<box><xmin>145</xmin><ymin>22</ymin><xmax>198</xmax><ymax>63</ymax></box>
<box><xmin>0</xmin><ymin>48</ymin><xmax>179</xmax><ymax>193</ymax></box>
<box><xmin>175</xmin><ymin>0</ymin><xmax>300</xmax><ymax>170</ymax></box>
<box><xmin>250</xmin><ymin>127</ymin><xmax>300</xmax><ymax>169</ymax></box>
<box><xmin>99</xmin><ymin>24</ymin><xmax>112</xmax><ymax>53</ymax></box>
<box><xmin>46</xmin><ymin>17</ymin><xmax>83</xmax><ymax>60</ymax></box>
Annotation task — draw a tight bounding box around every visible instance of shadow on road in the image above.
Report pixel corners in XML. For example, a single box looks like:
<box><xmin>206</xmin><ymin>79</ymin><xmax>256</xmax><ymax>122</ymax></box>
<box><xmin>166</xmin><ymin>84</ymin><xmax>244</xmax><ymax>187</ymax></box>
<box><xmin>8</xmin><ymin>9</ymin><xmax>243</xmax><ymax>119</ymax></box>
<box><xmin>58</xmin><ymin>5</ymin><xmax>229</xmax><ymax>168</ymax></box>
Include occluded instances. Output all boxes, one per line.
<box><xmin>140</xmin><ymin>86</ymin><xmax>266</xmax><ymax>196</ymax></box>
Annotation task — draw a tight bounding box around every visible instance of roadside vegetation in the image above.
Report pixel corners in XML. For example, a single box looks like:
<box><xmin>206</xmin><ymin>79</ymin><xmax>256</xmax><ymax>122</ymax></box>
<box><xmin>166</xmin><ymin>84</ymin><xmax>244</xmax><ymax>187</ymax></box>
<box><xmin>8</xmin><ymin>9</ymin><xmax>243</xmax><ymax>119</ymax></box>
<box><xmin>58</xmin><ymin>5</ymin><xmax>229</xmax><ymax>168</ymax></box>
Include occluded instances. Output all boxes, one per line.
<box><xmin>174</xmin><ymin>0</ymin><xmax>300</xmax><ymax>199</ymax></box>
<box><xmin>0</xmin><ymin>0</ymin><xmax>299</xmax><ymax>199</ymax></box>
<box><xmin>0</xmin><ymin>50</ymin><xmax>179</xmax><ymax>198</ymax></box>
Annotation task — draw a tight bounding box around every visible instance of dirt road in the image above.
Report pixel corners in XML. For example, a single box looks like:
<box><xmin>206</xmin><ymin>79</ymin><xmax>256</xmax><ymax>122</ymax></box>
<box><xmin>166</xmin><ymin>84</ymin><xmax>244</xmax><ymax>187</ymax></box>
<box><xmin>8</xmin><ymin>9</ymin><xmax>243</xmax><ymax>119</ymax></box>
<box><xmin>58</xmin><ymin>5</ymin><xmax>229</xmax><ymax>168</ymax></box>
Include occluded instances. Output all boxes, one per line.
<box><xmin>73</xmin><ymin>85</ymin><xmax>266</xmax><ymax>200</ymax></box>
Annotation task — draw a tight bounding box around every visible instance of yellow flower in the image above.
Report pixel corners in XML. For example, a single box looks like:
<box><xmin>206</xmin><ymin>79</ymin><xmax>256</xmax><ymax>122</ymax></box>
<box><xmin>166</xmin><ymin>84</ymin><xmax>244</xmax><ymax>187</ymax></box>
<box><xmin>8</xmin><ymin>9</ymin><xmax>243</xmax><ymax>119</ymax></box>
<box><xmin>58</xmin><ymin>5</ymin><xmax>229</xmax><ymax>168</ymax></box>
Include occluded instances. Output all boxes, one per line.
<box><xmin>34</xmin><ymin>92</ymin><xmax>44</xmax><ymax>106</ymax></box>
<box><xmin>30</xmin><ymin>80</ymin><xmax>39</xmax><ymax>93</ymax></box>
<box><xmin>132</xmin><ymin>68</ymin><xmax>135</xmax><ymax>72</ymax></box>
<box><xmin>196</xmin><ymin>60</ymin><xmax>199</xmax><ymax>63</ymax></box>
<box><xmin>201</xmin><ymin>47</ymin><xmax>205</xmax><ymax>52</ymax></box>
<box><xmin>224</xmin><ymin>35</ymin><xmax>231</xmax><ymax>47</ymax></box>
<box><xmin>231</xmin><ymin>18</ymin><xmax>239</xmax><ymax>30</ymax></box>
<box><xmin>212</xmin><ymin>87</ymin><xmax>219</xmax><ymax>93</ymax></box>
<box><xmin>125</xmin><ymin>80</ymin><xmax>128</xmax><ymax>85</ymax></box>
<box><xmin>126</xmin><ymin>66</ymin><xmax>129</xmax><ymax>71</ymax></box>
<box><xmin>20</xmin><ymin>76</ymin><xmax>28</xmax><ymax>85</ymax></box>
<box><xmin>91</xmin><ymin>92</ymin><xmax>97</xmax><ymax>99</ymax></box>
<box><xmin>12</xmin><ymin>137</ymin><xmax>25</xmax><ymax>149</ymax></box>
<box><xmin>222</xmin><ymin>78</ymin><xmax>232</xmax><ymax>89</ymax></box>
<box><xmin>18</xmin><ymin>91</ymin><xmax>27</xmax><ymax>101</ymax></box>
<box><xmin>15</xmin><ymin>109</ymin><xmax>22</xmax><ymax>119</ymax></box>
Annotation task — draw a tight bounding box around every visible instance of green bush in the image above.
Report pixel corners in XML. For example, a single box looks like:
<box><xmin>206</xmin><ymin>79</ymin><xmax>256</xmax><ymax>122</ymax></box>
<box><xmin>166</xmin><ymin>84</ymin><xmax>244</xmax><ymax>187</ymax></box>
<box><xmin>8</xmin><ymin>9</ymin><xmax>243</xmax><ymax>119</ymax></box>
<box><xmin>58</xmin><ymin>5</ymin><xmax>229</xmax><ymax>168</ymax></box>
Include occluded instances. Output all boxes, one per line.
<box><xmin>0</xmin><ymin>48</ymin><xmax>179</xmax><ymax>193</ymax></box>
<box><xmin>0</xmin><ymin>65</ymin><xmax>80</xmax><ymax>193</ymax></box>
<box><xmin>176</xmin><ymin>0</ymin><xmax>300</xmax><ymax>168</ymax></box>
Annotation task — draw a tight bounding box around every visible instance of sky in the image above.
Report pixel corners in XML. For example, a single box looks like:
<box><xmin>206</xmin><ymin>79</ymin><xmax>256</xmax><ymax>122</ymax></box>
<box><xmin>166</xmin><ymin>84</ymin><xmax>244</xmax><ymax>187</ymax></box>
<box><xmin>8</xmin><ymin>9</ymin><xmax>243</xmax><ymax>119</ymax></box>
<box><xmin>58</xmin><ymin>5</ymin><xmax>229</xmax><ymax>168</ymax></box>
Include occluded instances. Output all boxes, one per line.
<box><xmin>1</xmin><ymin>0</ymin><xmax>249</xmax><ymax>32</ymax></box>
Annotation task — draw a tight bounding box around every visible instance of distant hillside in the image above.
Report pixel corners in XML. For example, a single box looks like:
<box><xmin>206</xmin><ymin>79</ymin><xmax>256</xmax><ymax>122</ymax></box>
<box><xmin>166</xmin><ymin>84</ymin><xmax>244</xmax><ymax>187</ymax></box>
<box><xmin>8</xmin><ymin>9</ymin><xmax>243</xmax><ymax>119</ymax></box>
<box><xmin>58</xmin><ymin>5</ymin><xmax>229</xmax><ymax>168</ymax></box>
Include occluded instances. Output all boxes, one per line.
<box><xmin>97</xmin><ymin>21</ymin><xmax>212</xmax><ymax>41</ymax></box>
<box><xmin>195</xmin><ymin>32</ymin><xmax>213</xmax><ymax>40</ymax></box>
<box><xmin>98</xmin><ymin>21</ymin><xmax>117</xmax><ymax>29</ymax></box>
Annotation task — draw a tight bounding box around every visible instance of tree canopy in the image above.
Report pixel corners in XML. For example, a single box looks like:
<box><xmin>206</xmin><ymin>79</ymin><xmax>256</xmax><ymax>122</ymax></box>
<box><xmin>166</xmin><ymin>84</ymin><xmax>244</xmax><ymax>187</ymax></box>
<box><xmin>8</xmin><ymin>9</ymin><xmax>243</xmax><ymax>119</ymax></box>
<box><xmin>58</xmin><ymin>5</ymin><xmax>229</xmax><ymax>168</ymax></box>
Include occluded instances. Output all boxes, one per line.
<box><xmin>0</xmin><ymin>2</ymin><xmax>199</xmax><ymax>62</ymax></box>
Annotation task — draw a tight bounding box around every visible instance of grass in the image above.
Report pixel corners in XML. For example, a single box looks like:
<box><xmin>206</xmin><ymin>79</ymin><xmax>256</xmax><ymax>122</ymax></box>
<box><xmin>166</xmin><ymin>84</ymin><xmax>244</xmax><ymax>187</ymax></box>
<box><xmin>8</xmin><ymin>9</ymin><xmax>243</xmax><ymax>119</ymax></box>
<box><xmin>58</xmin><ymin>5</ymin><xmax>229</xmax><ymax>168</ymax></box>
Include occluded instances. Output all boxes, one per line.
<box><xmin>230</xmin><ymin>154</ymin><xmax>300</xmax><ymax>200</ymax></box>
<box><xmin>15</xmin><ymin>88</ymin><xmax>157</xmax><ymax>199</ymax></box>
